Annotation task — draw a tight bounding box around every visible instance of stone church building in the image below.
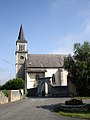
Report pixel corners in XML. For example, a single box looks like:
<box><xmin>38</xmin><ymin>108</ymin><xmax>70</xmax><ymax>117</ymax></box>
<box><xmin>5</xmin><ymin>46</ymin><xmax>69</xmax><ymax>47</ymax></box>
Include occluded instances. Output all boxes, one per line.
<box><xmin>15</xmin><ymin>25</ymin><xmax>69</xmax><ymax>97</ymax></box>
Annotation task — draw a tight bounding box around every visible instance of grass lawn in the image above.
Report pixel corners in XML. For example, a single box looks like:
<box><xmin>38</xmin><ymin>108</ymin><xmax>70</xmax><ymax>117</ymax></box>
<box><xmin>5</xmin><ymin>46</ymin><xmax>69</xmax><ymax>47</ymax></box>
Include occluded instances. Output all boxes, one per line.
<box><xmin>57</xmin><ymin>111</ymin><xmax>90</xmax><ymax>119</ymax></box>
<box><xmin>75</xmin><ymin>96</ymin><xmax>90</xmax><ymax>100</ymax></box>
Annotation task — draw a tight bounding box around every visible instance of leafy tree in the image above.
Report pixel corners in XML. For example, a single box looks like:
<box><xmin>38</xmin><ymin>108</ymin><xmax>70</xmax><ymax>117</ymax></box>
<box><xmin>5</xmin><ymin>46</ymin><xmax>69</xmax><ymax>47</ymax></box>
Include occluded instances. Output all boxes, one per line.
<box><xmin>2</xmin><ymin>78</ymin><xmax>25</xmax><ymax>90</ymax></box>
<box><xmin>64</xmin><ymin>41</ymin><xmax>90</xmax><ymax>96</ymax></box>
<box><xmin>0</xmin><ymin>85</ymin><xmax>2</xmax><ymax>90</ymax></box>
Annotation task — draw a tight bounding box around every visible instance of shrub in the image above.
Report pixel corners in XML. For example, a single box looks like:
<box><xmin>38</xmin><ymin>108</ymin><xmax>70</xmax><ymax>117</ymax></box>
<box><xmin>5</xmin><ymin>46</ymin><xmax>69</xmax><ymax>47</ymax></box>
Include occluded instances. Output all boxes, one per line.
<box><xmin>0</xmin><ymin>85</ymin><xmax>2</xmax><ymax>90</ymax></box>
<box><xmin>2</xmin><ymin>90</ymin><xmax>10</xmax><ymax>97</ymax></box>
<box><xmin>65</xmin><ymin>99</ymin><xmax>83</xmax><ymax>105</ymax></box>
<box><xmin>2</xmin><ymin>78</ymin><xmax>25</xmax><ymax>90</ymax></box>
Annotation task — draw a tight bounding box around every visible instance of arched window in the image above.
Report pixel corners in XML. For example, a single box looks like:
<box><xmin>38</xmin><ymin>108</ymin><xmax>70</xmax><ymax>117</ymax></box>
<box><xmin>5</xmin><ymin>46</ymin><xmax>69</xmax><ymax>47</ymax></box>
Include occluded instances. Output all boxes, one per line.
<box><xmin>36</xmin><ymin>75</ymin><xmax>39</xmax><ymax>80</ymax></box>
<box><xmin>19</xmin><ymin>45</ymin><xmax>25</xmax><ymax>51</ymax></box>
<box><xmin>52</xmin><ymin>74</ymin><xmax>55</xmax><ymax>84</ymax></box>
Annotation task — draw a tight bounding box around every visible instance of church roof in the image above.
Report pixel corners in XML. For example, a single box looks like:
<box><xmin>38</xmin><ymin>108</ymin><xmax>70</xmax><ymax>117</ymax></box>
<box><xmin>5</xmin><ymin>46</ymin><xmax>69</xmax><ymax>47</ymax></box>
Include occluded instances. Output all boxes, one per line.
<box><xmin>26</xmin><ymin>54</ymin><xmax>67</xmax><ymax>68</ymax></box>
<box><xmin>26</xmin><ymin>68</ymin><xmax>47</xmax><ymax>73</ymax></box>
<box><xmin>16</xmin><ymin>25</ymin><xmax>27</xmax><ymax>43</ymax></box>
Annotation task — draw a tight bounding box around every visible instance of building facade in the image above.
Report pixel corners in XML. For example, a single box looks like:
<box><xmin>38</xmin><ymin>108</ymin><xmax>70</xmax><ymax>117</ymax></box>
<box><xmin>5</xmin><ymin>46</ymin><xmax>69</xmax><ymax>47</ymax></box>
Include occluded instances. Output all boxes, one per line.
<box><xmin>15</xmin><ymin>25</ymin><xmax>68</xmax><ymax>97</ymax></box>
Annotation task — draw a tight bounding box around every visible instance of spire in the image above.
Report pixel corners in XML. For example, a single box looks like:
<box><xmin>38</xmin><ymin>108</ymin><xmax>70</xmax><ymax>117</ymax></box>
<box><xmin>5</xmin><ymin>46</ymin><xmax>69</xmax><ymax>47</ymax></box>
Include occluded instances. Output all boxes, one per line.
<box><xmin>17</xmin><ymin>25</ymin><xmax>27</xmax><ymax>43</ymax></box>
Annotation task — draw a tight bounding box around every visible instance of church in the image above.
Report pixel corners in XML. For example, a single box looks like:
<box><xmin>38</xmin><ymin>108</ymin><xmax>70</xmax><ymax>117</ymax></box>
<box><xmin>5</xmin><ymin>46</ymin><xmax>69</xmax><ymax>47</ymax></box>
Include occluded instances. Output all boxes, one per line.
<box><xmin>15</xmin><ymin>25</ymin><xmax>69</xmax><ymax>97</ymax></box>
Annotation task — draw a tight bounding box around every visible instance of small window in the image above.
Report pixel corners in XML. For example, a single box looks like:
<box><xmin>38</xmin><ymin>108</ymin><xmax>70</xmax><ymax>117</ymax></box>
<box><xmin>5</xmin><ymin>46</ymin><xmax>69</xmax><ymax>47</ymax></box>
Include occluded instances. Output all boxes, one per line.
<box><xmin>19</xmin><ymin>45</ymin><xmax>22</xmax><ymax>51</ymax></box>
<box><xmin>22</xmin><ymin>45</ymin><xmax>25</xmax><ymax>50</ymax></box>
<box><xmin>19</xmin><ymin>45</ymin><xmax>25</xmax><ymax>51</ymax></box>
<box><xmin>36</xmin><ymin>75</ymin><xmax>39</xmax><ymax>80</ymax></box>
<box><xmin>52</xmin><ymin>74</ymin><xmax>55</xmax><ymax>84</ymax></box>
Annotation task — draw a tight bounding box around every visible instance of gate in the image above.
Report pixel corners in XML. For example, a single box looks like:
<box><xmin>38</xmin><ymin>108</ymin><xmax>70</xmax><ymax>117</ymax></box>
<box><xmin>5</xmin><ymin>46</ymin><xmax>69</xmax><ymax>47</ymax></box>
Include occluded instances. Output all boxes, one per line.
<box><xmin>37</xmin><ymin>77</ymin><xmax>51</xmax><ymax>97</ymax></box>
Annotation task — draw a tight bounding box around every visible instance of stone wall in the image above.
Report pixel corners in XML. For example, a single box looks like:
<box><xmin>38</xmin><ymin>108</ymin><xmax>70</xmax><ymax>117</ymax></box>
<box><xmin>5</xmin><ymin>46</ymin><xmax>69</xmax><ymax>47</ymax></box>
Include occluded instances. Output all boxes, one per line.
<box><xmin>0</xmin><ymin>89</ymin><xmax>24</xmax><ymax>104</ymax></box>
<box><xmin>10</xmin><ymin>90</ymin><xmax>24</xmax><ymax>102</ymax></box>
<box><xmin>52</xmin><ymin>86</ymin><xmax>69</xmax><ymax>97</ymax></box>
<box><xmin>59</xmin><ymin>104</ymin><xmax>88</xmax><ymax>112</ymax></box>
<box><xmin>27</xmin><ymin>88</ymin><xmax>38</xmax><ymax>97</ymax></box>
<box><xmin>0</xmin><ymin>91</ymin><xmax>8</xmax><ymax>104</ymax></box>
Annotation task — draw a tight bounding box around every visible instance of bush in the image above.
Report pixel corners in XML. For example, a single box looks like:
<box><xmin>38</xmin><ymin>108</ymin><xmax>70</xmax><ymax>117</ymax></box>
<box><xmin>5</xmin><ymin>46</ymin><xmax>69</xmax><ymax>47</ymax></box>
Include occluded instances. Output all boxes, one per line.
<box><xmin>0</xmin><ymin>85</ymin><xmax>2</xmax><ymax>90</ymax></box>
<box><xmin>65</xmin><ymin>99</ymin><xmax>83</xmax><ymax>105</ymax></box>
<box><xmin>2</xmin><ymin>90</ymin><xmax>10</xmax><ymax>97</ymax></box>
<box><xmin>2</xmin><ymin>78</ymin><xmax>25</xmax><ymax>90</ymax></box>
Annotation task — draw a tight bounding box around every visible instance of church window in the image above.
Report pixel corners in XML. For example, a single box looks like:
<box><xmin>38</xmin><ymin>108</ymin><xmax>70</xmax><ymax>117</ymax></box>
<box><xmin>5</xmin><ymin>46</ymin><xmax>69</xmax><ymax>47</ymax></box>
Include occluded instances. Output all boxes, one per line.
<box><xmin>52</xmin><ymin>74</ymin><xmax>55</xmax><ymax>84</ymax></box>
<box><xmin>19</xmin><ymin>45</ymin><xmax>21</xmax><ymax>51</ymax></box>
<box><xmin>36</xmin><ymin>75</ymin><xmax>39</xmax><ymax>80</ymax></box>
<box><xmin>22</xmin><ymin>45</ymin><xmax>25</xmax><ymax>50</ymax></box>
<box><xmin>19</xmin><ymin>45</ymin><xmax>25</xmax><ymax>51</ymax></box>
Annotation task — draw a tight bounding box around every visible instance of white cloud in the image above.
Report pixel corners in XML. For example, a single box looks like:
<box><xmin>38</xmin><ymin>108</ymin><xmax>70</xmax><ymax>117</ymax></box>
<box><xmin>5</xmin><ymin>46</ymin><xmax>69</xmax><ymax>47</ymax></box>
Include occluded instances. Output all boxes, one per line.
<box><xmin>50</xmin><ymin>2</ymin><xmax>90</xmax><ymax>54</ymax></box>
<box><xmin>51</xmin><ymin>18</ymin><xmax>90</xmax><ymax>54</ymax></box>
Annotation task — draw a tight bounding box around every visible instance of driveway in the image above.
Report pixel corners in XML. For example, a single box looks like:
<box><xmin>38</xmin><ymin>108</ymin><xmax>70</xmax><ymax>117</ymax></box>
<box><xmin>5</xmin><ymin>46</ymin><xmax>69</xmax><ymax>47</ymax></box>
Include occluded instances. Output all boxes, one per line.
<box><xmin>0</xmin><ymin>97</ymin><xmax>87</xmax><ymax>120</ymax></box>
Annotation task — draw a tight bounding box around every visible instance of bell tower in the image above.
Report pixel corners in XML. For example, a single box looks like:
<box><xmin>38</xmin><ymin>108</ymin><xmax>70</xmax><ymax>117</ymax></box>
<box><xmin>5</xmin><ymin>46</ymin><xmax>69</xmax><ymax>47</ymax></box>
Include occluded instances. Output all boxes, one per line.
<box><xmin>15</xmin><ymin>25</ymin><xmax>28</xmax><ymax>80</ymax></box>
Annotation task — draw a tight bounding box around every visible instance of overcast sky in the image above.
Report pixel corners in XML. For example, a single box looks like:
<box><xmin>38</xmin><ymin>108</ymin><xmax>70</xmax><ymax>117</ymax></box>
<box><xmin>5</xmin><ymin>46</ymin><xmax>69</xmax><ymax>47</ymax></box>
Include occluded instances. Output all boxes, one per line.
<box><xmin>0</xmin><ymin>0</ymin><xmax>90</xmax><ymax>84</ymax></box>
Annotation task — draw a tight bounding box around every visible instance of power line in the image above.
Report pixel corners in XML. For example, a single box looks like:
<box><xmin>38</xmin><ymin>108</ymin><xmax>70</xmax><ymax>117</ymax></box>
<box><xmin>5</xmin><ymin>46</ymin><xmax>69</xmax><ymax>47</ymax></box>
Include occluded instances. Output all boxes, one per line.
<box><xmin>0</xmin><ymin>57</ymin><xmax>15</xmax><ymax>66</ymax></box>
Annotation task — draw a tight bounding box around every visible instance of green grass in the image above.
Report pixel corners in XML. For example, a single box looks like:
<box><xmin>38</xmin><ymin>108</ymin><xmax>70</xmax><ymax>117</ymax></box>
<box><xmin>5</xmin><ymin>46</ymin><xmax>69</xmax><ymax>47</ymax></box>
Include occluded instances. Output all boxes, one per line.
<box><xmin>57</xmin><ymin>111</ymin><xmax>90</xmax><ymax>119</ymax></box>
<box><xmin>75</xmin><ymin>96</ymin><xmax>90</xmax><ymax>100</ymax></box>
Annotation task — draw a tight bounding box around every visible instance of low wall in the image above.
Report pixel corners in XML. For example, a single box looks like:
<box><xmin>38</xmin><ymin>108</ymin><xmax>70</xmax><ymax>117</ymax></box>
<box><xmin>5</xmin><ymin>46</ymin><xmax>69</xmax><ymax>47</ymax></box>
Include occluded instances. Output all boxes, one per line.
<box><xmin>0</xmin><ymin>89</ymin><xmax>24</xmax><ymax>104</ymax></box>
<box><xmin>0</xmin><ymin>91</ymin><xmax>8</xmax><ymax>104</ymax></box>
<box><xmin>10</xmin><ymin>90</ymin><xmax>24</xmax><ymax>102</ymax></box>
<box><xmin>27</xmin><ymin>88</ymin><xmax>38</xmax><ymax>97</ymax></box>
<box><xmin>59</xmin><ymin>104</ymin><xmax>88</xmax><ymax>112</ymax></box>
<box><xmin>52</xmin><ymin>86</ymin><xmax>69</xmax><ymax>97</ymax></box>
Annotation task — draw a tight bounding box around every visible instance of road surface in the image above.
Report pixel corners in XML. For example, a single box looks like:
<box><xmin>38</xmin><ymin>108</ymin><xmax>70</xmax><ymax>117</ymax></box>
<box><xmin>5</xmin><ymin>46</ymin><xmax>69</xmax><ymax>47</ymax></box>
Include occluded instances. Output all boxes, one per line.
<box><xmin>0</xmin><ymin>97</ymin><xmax>87</xmax><ymax>120</ymax></box>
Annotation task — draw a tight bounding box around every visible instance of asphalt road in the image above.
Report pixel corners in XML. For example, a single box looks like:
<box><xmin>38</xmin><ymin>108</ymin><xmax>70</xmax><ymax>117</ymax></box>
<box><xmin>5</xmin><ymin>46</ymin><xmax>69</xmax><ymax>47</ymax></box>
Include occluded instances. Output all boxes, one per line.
<box><xmin>0</xmin><ymin>97</ymin><xmax>88</xmax><ymax>120</ymax></box>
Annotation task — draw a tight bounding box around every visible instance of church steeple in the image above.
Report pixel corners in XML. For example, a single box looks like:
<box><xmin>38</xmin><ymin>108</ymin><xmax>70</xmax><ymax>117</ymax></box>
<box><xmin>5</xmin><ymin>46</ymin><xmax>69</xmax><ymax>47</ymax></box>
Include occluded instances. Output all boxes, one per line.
<box><xmin>17</xmin><ymin>25</ymin><xmax>27</xmax><ymax>43</ymax></box>
<box><xmin>15</xmin><ymin>25</ymin><xmax>28</xmax><ymax>80</ymax></box>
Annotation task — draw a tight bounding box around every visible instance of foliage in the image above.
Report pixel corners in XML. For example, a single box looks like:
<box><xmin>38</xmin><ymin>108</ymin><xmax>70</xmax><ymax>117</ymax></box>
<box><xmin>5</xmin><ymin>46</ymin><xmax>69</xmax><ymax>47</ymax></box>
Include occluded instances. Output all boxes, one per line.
<box><xmin>65</xmin><ymin>99</ymin><xmax>83</xmax><ymax>105</ymax></box>
<box><xmin>64</xmin><ymin>41</ymin><xmax>90</xmax><ymax>96</ymax></box>
<box><xmin>0</xmin><ymin>85</ymin><xmax>2</xmax><ymax>90</ymax></box>
<box><xmin>75</xmin><ymin>96</ymin><xmax>90</xmax><ymax>100</ymax></box>
<box><xmin>2</xmin><ymin>90</ymin><xmax>10</xmax><ymax>97</ymax></box>
<box><xmin>2</xmin><ymin>78</ymin><xmax>25</xmax><ymax>90</ymax></box>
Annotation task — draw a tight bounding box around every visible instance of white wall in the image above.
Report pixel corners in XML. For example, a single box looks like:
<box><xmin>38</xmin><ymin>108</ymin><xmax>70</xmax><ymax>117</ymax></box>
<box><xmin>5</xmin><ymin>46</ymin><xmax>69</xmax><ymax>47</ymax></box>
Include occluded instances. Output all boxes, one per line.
<box><xmin>27</xmin><ymin>73</ymin><xmax>35</xmax><ymax>89</ymax></box>
<box><xmin>60</xmin><ymin>69</ymin><xmax>68</xmax><ymax>86</ymax></box>
<box><xmin>45</xmin><ymin>68</ymin><xmax>60</xmax><ymax>86</ymax></box>
<box><xmin>26</xmin><ymin>68</ymin><xmax>68</xmax><ymax>89</ymax></box>
<box><xmin>27</xmin><ymin>72</ymin><xmax>45</xmax><ymax>89</ymax></box>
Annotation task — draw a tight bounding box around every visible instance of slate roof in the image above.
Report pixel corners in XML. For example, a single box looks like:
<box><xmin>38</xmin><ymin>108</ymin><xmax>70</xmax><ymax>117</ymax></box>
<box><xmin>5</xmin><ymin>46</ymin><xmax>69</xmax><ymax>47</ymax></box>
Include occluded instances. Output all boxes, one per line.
<box><xmin>26</xmin><ymin>54</ymin><xmax>67</xmax><ymax>68</ymax></box>
<box><xmin>16</xmin><ymin>25</ymin><xmax>27</xmax><ymax>43</ymax></box>
<box><xmin>26</xmin><ymin>68</ymin><xmax>47</xmax><ymax>73</ymax></box>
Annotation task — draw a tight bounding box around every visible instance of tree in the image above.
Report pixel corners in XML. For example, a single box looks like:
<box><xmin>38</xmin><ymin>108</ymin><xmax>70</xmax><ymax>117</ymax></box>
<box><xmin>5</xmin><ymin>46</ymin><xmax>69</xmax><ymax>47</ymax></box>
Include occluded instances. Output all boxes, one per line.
<box><xmin>64</xmin><ymin>41</ymin><xmax>90</xmax><ymax>96</ymax></box>
<box><xmin>0</xmin><ymin>85</ymin><xmax>2</xmax><ymax>90</ymax></box>
<box><xmin>2</xmin><ymin>78</ymin><xmax>25</xmax><ymax>90</ymax></box>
